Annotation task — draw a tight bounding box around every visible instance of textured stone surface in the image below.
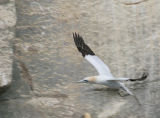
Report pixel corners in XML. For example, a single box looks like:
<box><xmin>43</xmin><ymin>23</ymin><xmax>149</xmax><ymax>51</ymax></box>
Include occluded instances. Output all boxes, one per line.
<box><xmin>0</xmin><ymin>0</ymin><xmax>9</xmax><ymax>4</ymax></box>
<box><xmin>0</xmin><ymin>1</ymin><xmax>16</xmax><ymax>29</ymax></box>
<box><xmin>0</xmin><ymin>1</ymin><xmax>16</xmax><ymax>92</ymax></box>
<box><xmin>1</xmin><ymin>0</ymin><xmax>160</xmax><ymax>118</ymax></box>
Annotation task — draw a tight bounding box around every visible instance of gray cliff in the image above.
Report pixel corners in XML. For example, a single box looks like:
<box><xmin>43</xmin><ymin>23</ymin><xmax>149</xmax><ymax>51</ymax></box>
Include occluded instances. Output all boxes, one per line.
<box><xmin>0</xmin><ymin>0</ymin><xmax>160</xmax><ymax>118</ymax></box>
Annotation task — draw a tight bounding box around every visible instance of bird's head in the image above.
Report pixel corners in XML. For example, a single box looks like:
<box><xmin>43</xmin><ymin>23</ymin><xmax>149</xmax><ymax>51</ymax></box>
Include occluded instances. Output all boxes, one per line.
<box><xmin>77</xmin><ymin>76</ymin><xmax>97</xmax><ymax>84</ymax></box>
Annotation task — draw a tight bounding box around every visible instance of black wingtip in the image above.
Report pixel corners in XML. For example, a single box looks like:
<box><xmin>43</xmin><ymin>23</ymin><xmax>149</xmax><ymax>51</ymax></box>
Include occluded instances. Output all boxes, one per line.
<box><xmin>73</xmin><ymin>32</ymin><xmax>95</xmax><ymax>57</ymax></box>
<box><xmin>130</xmin><ymin>72</ymin><xmax>149</xmax><ymax>81</ymax></box>
<box><xmin>140</xmin><ymin>72</ymin><xmax>149</xmax><ymax>80</ymax></box>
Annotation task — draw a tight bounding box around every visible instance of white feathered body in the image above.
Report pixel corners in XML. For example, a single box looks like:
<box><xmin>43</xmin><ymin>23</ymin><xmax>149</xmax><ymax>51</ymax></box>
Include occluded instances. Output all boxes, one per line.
<box><xmin>84</xmin><ymin>76</ymin><xmax>128</xmax><ymax>89</ymax></box>
<box><xmin>84</xmin><ymin>76</ymin><xmax>133</xmax><ymax>95</ymax></box>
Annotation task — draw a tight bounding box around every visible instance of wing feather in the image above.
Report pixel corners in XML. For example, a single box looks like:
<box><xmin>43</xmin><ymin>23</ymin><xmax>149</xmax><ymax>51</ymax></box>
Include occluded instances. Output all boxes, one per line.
<box><xmin>73</xmin><ymin>32</ymin><xmax>114</xmax><ymax>78</ymax></box>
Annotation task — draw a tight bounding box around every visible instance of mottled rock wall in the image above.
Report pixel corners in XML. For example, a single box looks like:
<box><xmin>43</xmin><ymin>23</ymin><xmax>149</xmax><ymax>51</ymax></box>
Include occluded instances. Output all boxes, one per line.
<box><xmin>0</xmin><ymin>0</ymin><xmax>16</xmax><ymax>92</ymax></box>
<box><xmin>1</xmin><ymin>0</ymin><xmax>160</xmax><ymax>118</ymax></box>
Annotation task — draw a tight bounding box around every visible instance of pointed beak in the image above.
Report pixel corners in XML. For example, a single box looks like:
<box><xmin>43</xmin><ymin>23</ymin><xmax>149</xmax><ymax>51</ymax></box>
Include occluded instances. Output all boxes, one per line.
<box><xmin>77</xmin><ymin>80</ymin><xmax>87</xmax><ymax>83</ymax></box>
<box><xmin>77</xmin><ymin>80</ymin><xmax>84</xmax><ymax>83</ymax></box>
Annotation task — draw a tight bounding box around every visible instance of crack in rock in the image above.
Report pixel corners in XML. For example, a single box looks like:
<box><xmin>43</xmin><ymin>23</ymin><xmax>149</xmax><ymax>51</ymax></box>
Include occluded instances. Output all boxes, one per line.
<box><xmin>119</xmin><ymin>0</ymin><xmax>149</xmax><ymax>5</ymax></box>
<box><xmin>18</xmin><ymin>61</ymin><xmax>34</xmax><ymax>91</ymax></box>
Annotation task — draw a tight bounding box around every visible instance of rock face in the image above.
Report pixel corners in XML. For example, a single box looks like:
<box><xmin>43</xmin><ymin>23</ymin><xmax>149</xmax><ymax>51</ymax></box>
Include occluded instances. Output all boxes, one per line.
<box><xmin>1</xmin><ymin>0</ymin><xmax>160</xmax><ymax>118</ymax></box>
<box><xmin>0</xmin><ymin>0</ymin><xmax>16</xmax><ymax>92</ymax></box>
<box><xmin>0</xmin><ymin>0</ymin><xmax>9</xmax><ymax>4</ymax></box>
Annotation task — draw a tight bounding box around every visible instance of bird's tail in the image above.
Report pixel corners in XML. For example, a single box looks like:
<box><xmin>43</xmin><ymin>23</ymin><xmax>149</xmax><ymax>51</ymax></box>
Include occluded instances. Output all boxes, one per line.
<box><xmin>120</xmin><ymin>83</ymin><xmax>133</xmax><ymax>95</ymax></box>
<box><xmin>119</xmin><ymin>83</ymin><xmax>142</xmax><ymax>106</ymax></box>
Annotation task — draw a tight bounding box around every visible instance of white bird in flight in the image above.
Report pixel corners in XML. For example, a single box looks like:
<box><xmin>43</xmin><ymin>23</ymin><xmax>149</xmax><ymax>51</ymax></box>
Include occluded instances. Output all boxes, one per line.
<box><xmin>73</xmin><ymin>32</ymin><xmax>148</xmax><ymax>96</ymax></box>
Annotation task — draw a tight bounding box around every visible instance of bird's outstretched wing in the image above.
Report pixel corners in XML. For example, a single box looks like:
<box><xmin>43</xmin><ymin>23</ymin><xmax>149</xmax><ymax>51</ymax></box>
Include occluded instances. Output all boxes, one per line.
<box><xmin>73</xmin><ymin>32</ymin><xmax>114</xmax><ymax>78</ymax></box>
<box><xmin>107</xmin><ymin>72</ymin><xmax>148</xmax><ymax>82</ymax></box>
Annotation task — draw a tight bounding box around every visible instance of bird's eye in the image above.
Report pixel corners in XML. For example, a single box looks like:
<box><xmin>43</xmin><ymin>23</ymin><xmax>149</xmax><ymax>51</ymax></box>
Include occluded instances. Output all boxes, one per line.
<box><xmin>84</xmin><ymin>80</ymin><xmax>88</xmax><ymax>82</ymax></box>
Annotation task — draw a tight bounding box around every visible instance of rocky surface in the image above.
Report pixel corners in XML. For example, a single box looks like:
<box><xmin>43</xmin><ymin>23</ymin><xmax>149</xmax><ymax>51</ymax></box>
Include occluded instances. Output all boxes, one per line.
<box><xmin>0</xmin><ymin>0</ymin><xmax>9</xmax><ymax>4</ymax></box>
<box><xmin>0</xmin><ymin>0</ymin><xmax>16</xmax><ymax>92</ymax></box>
<box><xmin>0</xmin><ymin>0</ymin><xmax>160</xmax><ymax>118</ymax></box>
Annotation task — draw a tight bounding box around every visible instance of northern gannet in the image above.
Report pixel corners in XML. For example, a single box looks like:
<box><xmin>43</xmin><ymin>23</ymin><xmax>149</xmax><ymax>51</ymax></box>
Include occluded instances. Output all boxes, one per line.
<box><xmin>73</xmin><ymin>32</ymin><xmax>148</xmax><ymax>95</ymax></box>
